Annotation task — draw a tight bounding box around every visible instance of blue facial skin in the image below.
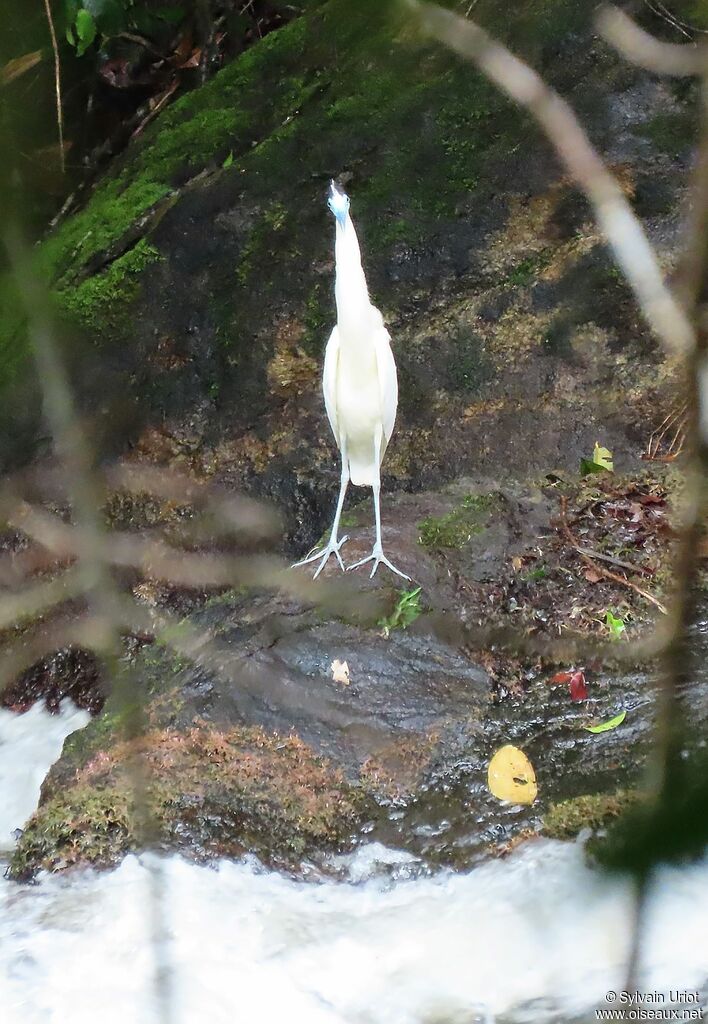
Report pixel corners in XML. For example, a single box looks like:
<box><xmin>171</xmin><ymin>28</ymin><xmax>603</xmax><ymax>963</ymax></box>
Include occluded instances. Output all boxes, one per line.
<box><xmin>328</xmin><ymin>182</ymin><xmax>350</xmax><ymax>228</ymax></box>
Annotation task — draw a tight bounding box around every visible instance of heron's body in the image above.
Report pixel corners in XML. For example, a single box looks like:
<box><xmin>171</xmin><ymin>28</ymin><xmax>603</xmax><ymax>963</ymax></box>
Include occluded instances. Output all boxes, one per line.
<box><xmin>293</xmin><ymin>182</ymin><xmax>409</xmax><ymax>580</ymax></box>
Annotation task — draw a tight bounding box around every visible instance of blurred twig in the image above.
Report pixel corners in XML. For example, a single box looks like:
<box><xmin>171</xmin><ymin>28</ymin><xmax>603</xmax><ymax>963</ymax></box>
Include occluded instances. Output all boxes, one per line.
<box><xmin>42</xmin><ymin>0</ymin><xmax>65</xmax><ymax>175</ymax></box>
<box><xmin>598</xmin><ymin>6</ymin><xmax>706</xmax><ymax>75</ymax></box>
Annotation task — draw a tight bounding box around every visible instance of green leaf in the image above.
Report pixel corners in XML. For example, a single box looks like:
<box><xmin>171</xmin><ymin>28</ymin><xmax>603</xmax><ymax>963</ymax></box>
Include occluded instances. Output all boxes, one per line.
<box><xmin>605</xmin><ymin>609</ymin><xmax>626</xmax><ymax>639</ymax></box>
<box><xmin>580</xmin><ymin>458</ymin><xmax>607</xmax><ymax>476</ymax></box>
<box><xmin>378</xmin><ymin>586</ymin><xmax>422</xmax><ymax>636</ymax></box>
<box><xmin>222</xmin><ymin>151</ymin><xmax>234</xmax><ymax>169</ymax></box>
<box><xmin>585</xmin><ymin>710</ymin><xmax>627</xmax><ymax>734</ymax></box>
<box><xmin>75</xmin><ymin>9</ymin><xmax>97</xmax><ymax>55</ymax></box>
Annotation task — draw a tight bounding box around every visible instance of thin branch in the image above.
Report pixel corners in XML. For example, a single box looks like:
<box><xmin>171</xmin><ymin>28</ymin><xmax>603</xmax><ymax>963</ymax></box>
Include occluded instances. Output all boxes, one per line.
<box><xmin>42</xmin><ymin>0</ymin><xmax>65</xmax><ymax>175</ymax></box>
<box><xmin>572</xmin><ymin>545</ymin><xmax>654</xmax><ymax>576</ymax></box>
<box><xmin>407</xmin><ymin>0</ymin><xmax>695</xmax><ymax>358</ymax></box>
<box><xmin>598</xmin><ymin>5</ymin><xmax>706</xmax><ymax>76</ymax></box>
<box><xmin>644</xmin><ymin>0</ymin><xmax>708</xmax><ymax>38</ymax></box>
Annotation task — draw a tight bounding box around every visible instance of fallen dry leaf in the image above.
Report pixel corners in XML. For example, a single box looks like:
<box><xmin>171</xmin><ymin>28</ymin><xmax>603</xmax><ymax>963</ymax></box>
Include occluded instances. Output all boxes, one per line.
<box><xmin>487</xmin><ymin>745</ymin><xmax>538</xmax><ymax>805</ymax></box>
<box><xmin>331</xmin><ymin>659</ymin><xmax>350</xmax><ymax>685</ymax></box>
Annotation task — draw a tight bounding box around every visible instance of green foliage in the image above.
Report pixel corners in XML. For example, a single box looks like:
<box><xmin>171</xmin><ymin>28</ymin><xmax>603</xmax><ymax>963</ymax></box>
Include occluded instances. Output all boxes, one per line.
<box><xmin>379</xmin><ymin>586</ymin><xmax>423</xmax><ymax>636</ymax></box>
<box><xmin>594</xmin><ymin>752</ymin><xmax>708</xmax><ymax>877</ymax></box>
<box><xmin>521</xmin><ymin>564</ymin><xmax>547</xmax><ymax>583</ymax></box>
<box><xmin>604</xmin><ymin>609</ymin><xmax>626</xmax><ymax>640</ymax></box>
<box><xmin>64</xmin><ymin>0</ymin><xmax>188</xmax><ymax>57</ymax></box>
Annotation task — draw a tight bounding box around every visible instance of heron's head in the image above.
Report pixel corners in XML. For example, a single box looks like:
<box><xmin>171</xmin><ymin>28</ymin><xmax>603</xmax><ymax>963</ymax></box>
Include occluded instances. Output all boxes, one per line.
<box><xmin>328</xmin><ymin>180</ymin><xmax>350</xmax><ymax>228</ymax></box>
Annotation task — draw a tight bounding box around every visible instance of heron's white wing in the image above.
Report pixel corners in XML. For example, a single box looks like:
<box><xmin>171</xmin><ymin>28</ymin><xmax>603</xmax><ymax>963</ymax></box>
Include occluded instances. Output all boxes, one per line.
<box><xmin>374</xmin><ymin>323</ymin><xmax>398</xmax><ymax>447</ymax></box>
<box><xmin>322</xmin><ymin>325</ymin><xmax>341</xmax><ymax>448</ymax></box>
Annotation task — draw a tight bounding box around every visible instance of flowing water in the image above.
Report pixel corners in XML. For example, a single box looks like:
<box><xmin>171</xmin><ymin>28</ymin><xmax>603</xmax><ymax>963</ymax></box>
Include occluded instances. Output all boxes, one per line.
<box><xmin>1</xmin><ymin>702</ymin><xmax>707</xmax><ymax>1024</ymax></box>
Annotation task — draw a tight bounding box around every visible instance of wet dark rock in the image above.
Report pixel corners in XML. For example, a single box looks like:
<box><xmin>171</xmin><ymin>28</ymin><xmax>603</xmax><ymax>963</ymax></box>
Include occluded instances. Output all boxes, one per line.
<box><xmin>13</xmin><ymin>469</ymin><xmax>705</xmax><ymax>877</ymax></box>
<box><xmin>2</xmin><ymin>0</ymin><xmax>704</xmax><ymax>878</ymax></box>
<box><xmin>2</xmin><ymin>649</ymin><xmax>104</xmax><ymax>716</ymax></box>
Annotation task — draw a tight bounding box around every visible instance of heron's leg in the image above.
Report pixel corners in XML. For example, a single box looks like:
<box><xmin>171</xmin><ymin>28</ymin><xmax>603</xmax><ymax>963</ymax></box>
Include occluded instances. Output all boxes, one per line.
<box><xmin>347</xmin><ymin>432</ymin><xmax>410</xmax><ymax>581</ymax></box>
<box><xmin>292</xmin><ymin>445</ymin><xmax>350</xmax><ymax>578</ymax></box>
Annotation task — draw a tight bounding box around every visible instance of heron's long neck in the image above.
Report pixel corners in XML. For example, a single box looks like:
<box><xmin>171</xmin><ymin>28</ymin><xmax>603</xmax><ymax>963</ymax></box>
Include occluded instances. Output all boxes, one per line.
<box><xmin>334</xmin><ymin>216</ymin><xmax>372</xmax><ymax>342</ymax></box>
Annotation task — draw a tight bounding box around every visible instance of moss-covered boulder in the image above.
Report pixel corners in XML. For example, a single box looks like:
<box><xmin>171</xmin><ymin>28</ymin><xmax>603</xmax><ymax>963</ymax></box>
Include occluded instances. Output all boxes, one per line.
<box><xmin>0</xmin><ymin>0</ymin><xmax>697</xmax><ymax>547</ymax></box>
<box><xmin>11</xmin><ymin>723</ymin><xmax>369</xmax><ymax>878</ymax></box>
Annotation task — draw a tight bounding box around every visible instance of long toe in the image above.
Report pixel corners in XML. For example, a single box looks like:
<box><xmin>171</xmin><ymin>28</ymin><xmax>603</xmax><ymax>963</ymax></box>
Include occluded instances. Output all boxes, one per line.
<box><xmin>291</xmin><ymin>549</ymin><xmax>321</xmax><ymax>568</ymax></box>
<box><xmin>299</xmin><ymin>536</ymin><xmax>349</xmax><ymax>579</ymax></box>
<box><xmin>348</xmin><ymin>549</ymin><xmax>410</xmax><ymax>580</ymax></box>
<box><xmin>346</xmin><ymin>554</ymin><xmax>374</xmax><ymax>572</ymax></box>
<box><xmin>371</xmin><ymin>553</ymin><xmax>411</xmax><ymax>581</ymax></box>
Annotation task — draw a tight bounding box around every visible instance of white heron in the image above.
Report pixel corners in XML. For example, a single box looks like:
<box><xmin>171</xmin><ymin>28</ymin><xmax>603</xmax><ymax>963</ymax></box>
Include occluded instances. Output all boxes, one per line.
<box><xmin>294</xmin><ymin>181</ymin><xmax>410</xmax><ymax>581</ymax></box>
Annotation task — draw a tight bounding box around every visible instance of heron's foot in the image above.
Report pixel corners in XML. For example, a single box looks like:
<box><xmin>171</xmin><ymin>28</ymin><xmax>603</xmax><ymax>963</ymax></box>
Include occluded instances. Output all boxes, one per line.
<box><xmin>347</xmin><ymin>544</ymin><xmax>411</xmax><ymax>581</ymax></box>
<box><xmin>291</xmin><ymin>535</ymin><xmax>349</xmax><ymax>579</ymax></box>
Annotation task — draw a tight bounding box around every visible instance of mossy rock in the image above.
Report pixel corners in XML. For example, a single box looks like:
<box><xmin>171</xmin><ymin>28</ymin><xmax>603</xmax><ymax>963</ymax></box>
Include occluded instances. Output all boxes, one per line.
<box><xmin>11</xmin><ymin>723</ymin><xmax>370</xmax><ymax>879</ymax></box>
<box><xmin>543</xmin><ymin>788</ymin><xmax>641</xmax><ymax>841</ymax></box>
<box><xmin>418</xmin><ymin>491</ymin><xmax>501</xmax><ymax>549</ymax></box>
<box><xmin>0</xmin><ymin>0</ymin><xmax>695</xmax><ymax>549</ymax></box>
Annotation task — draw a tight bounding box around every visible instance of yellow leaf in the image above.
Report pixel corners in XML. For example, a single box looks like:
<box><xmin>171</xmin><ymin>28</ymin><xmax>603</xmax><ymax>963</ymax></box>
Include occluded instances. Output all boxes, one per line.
<box><xmin>592</xmin><ymin>443</ymin><xmax>613</xmax><ymax>471</ymax></box>
<box><xmin>331</xmin><ymin>659</ymin><xmax>350</xmax><ymax>685</ymax></box>
<box><xmin>487</xmin><ymin>745</ymin><xmax>538</xmax><ymax>805</ymax></box>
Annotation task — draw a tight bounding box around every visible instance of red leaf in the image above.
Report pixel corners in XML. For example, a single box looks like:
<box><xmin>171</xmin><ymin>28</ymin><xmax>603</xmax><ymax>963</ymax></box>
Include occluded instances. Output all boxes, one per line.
<box><xmin>550</xmin><ymin>671</ymin><xmax>572</xmax><ymax>684</ymax></box>
<box><xmin>568</xmin><ymin>670</ymin><xmax>588</xmax><ymax>702</ymax></box>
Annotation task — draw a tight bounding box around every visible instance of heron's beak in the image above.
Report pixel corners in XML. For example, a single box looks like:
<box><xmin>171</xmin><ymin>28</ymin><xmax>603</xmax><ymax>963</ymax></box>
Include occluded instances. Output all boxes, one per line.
<box><xmin>328</xmin><ymin>181</ymin><xmax>349</xmax><ymax>228</ymax></box>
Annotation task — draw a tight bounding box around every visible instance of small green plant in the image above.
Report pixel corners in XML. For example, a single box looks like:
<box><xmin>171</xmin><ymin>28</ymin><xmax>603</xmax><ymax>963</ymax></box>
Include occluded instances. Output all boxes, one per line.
<box><xmin>64</xmin><ymin>2</ymin><xmax>187</xmax><ymax>58</ymax></box>
<box><xmin>379</xmin><ymin>586</ymin><xmax>422</xmax><ymax>637</ymax></box>
<box><xmin>605</xmin><ymin>609</ymin><xmax>626</xmax><ymax>640</ymax></box>
<box><xmin>521</xmin><ymin>564</ymin><xmax>547</xmax><ymax>583</ymax></box>
<box><xmin>580</xmin><ymin>442</ymin><xmax>614</xmax><ymax>477</ymax></box>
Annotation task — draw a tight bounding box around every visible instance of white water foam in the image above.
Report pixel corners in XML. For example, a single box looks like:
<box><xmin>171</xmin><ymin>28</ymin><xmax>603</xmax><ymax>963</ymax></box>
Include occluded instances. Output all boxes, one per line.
<box><xmin>0</xmin><ymin>700</ymin><xmax>91</xmax><ymax>850</ymax></box>
<box><xmin>0</xmin><ymin>701</ymin><xmax>707</xmax><ymax>1024</ymax></box>
<box><xmin>1</xmin><ymin>841</ymin><xmax>707</xmax><ymax>1024</ymax></box>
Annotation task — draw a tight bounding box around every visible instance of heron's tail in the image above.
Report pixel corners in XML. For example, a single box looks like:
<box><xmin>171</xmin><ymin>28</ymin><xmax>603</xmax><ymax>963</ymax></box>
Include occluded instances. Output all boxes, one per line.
<box><xmin>347</xmin><ymin>438</ymin><xmax>388</xmax><ymax>487</ymax></box>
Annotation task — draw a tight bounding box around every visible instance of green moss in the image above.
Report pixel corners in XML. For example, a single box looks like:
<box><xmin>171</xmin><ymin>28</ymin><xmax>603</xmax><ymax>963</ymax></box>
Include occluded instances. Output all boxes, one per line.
<box><xmin>302</xmin><ymin>283</ymin><xmax>332</xmax><ymax>355</ymax></box>
<box><xmin>418</xmin><ymin>492</ymin><xmax>499</xmax><ymax>548</ymax></box>
<box><xmin>58</xmin><ymin>240</ymin><xmax>162</xmax><ymax>331</ymax></box>
<box><xmin>0</xmin><ymin>0</ymin><xmax>595</xmax><ymax>398</ymax></box>
<box><xmin>543</xmin><ymin>788</ymin><xmax>640</xmax><ymax>840</ymax></box>
<box><xmin>637</xmin><ymin>109</ymin><xmax>696</xmax><ymax>156</ymax></box>
<box><xmin>10</xmin><ymin>784</ymin><xmax>135</xmax><ymax>879</ymax></box>
<box><xmin>11</xmin><ymin>723</ymin><xmax>370</xmax><ymax>878</ymax></box>
<box><xmin>445</xmin><ymin>327</ymin><xmax>493</xmax><ymax>394</ymax></box>
<box><xmin>506</xmin><ymin>249</ymin><xmax>551</xmax><ymax>287</ymax></box>
<box><xmin>236</xmin><ymin>202</ymin><xmax>290</xmax><ymax>285</ymax></box>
